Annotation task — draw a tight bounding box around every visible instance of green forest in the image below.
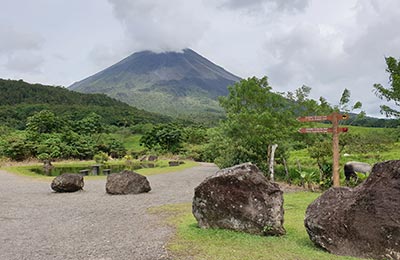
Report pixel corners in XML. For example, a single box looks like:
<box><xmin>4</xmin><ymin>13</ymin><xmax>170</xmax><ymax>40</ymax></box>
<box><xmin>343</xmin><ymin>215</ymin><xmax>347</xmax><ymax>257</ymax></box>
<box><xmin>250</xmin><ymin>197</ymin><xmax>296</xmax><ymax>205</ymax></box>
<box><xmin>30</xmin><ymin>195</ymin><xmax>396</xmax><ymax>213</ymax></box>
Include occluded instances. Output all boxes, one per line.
<box><xmin>0</xmin><ymin>79</ymin><xmax>171</xmax><ymax>129</ymax></box>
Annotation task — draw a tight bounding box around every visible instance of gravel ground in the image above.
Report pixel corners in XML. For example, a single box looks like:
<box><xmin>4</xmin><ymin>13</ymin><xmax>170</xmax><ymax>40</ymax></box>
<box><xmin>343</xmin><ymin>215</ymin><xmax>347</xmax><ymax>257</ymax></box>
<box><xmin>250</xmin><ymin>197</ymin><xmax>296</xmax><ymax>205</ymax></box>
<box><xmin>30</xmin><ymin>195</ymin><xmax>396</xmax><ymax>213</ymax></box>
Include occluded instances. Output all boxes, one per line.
<box><xmin>0</xmin><ymin>163</ymin><xmax>218</xmax><ymax>260</ymax></box>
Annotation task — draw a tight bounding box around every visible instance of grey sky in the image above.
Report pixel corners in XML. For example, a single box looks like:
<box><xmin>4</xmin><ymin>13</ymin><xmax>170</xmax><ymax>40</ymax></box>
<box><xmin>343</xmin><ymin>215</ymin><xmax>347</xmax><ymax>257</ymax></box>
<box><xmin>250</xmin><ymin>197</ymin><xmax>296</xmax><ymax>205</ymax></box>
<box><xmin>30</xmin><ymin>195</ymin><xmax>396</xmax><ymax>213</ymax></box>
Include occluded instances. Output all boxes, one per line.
<box><xmin>1</xmin><ymin>0</ymin><xmax>399</xmax><ymax>118</ymax></box>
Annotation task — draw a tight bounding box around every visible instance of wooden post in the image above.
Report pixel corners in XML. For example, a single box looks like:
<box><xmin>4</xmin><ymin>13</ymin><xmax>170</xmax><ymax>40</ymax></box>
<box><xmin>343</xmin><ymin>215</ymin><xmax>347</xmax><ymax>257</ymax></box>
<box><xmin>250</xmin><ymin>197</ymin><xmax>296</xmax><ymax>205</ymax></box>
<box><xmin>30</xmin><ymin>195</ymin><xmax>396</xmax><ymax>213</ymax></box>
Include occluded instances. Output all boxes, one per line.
<box><xmin>269</xmin><ymin>144</ymin><xmax>278</xmax><ymax>181</ymax></box>
<box><xmin>332</xmin><ymin>112</ymin><xmax>340</xmax><ymax>187</ymax></box>
<box><xmin>297</xmin><ymin>112</ymin><xmax>348</xmax><ymax>187</ymax></box>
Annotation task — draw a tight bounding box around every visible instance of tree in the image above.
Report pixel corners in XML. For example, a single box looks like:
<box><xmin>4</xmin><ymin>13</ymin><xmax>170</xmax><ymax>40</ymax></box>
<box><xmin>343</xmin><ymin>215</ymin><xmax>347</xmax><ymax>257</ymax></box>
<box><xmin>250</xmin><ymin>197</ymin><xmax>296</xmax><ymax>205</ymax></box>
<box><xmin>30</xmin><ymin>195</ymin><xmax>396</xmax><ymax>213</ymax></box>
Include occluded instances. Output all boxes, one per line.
<box><xmin>140</xmin><ymin>124</ymin><xmax>183</xmax><ymax>154</ymax></box>
<box><xmin>211</xmin><ymin>76</ymin><xmax>296</xmax><ymax>176</ymax></box>
<box><xmin>74</xmin><ymin>112</ymin><xmax>104</xmax><ymax>135</ymax></box>
<box><xmin>374</xmin><ymin>56</ymin><xmax>400</xmax><ymax>118</ymax></box>
<box><xmin>26</xmin><ymin>110</ymin><xmax>62</xmax><ymax>134</ymax></box>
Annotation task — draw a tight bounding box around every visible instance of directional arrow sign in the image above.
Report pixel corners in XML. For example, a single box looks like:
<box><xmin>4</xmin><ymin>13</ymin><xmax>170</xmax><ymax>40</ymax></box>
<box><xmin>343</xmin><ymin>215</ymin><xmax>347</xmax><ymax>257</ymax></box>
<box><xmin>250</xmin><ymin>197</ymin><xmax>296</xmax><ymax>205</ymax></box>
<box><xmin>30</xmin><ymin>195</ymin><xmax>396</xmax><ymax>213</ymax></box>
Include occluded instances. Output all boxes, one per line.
<box><xmin>298</xmin><ymin>127</ymin><xmax>330</xmax><ymax>133</ymax></box>
<box><xmin>297</xmin><ymin>113</ymin><xmax>349</xmax><ymax>122</ymax></box>
<box><xmin>298</xmin><ymin>127</ymin><xmax>348</xmax><ymax>134</ymax></box>
<box><xmin>297</xmin><ymin>115</ymin><xmax>329</xmax><ymax>122</ymax></box>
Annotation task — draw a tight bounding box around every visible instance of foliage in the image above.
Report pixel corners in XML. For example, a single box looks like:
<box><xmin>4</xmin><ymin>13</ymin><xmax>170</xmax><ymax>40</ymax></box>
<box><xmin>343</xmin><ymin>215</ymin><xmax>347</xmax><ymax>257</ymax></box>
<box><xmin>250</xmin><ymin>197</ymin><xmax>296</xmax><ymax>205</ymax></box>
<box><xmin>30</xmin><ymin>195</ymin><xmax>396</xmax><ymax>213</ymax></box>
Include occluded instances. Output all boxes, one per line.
<box><xmin>209</xmin><ymin>77</ymin><xmax>296</xmax><ymax>173</ymax></box>
<box><xmin>105</xmin><ymin>138</ymin><xmax>127</xmax><ymax>158</ymax></box>
<box><xmin>93</xmin><ymin>152</ymin><xmax>109</xmax><ymax>164</ymax></box>
<box><xmin>182</xmin><ymin>126</ymin><xmax>208</xmax><ymax>145</ymax></box>
<box><xmin>373</xmin><ymin>56</ymin><xmax>400</xmax><ymax>118</ymax></box>
<box><xmin>297</xmin><ymin>169</ymin><xmax>318</xmax><ymax>190</ymax></box>
<box><xmin>347</xmin><ymin>172</ymin><xmax>370</xmax><ymax>187</ymax></box>
<box><xmin>0</xmin><ymin>132</ymin><xmax>32</xmax><ymax>161</ymax></box>
<box><xmin>0</xmin><ymin>110</ymin><xmax>127</xmax><ymax>161</ymax></box>
<box><xmin>0</xmin><ymin>78</ymin><xmax>171</xmax><ymax>129</ymax></box>
<box><xmin>26</xmin><ymin>110</ymin><xmax>63</xmax><ymax>134</ymax></box>
<box><xmin>140</xmin><ymin>124</ymin><xmax>183</xmax><ymax>154</ymax></box>
<box><xmin>73</xmin><ymin>112</ymin><xmax>104</xmax><ymax>135</ymax></box>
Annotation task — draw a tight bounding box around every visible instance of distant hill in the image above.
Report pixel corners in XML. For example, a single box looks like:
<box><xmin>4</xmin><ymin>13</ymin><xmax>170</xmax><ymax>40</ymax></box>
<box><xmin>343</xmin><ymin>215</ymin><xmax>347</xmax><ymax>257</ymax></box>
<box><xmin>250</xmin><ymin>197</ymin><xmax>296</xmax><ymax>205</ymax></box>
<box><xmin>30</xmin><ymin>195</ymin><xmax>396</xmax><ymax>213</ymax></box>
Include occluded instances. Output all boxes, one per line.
<box><xmin>0</xmin><ymin>79</ymin><xmax>171</xmax><ymax>129</ymax></box>
<box><xmin>69</xmin><ymin>48</ymin><xmax>241</xmax><ymax>121</ymax></box>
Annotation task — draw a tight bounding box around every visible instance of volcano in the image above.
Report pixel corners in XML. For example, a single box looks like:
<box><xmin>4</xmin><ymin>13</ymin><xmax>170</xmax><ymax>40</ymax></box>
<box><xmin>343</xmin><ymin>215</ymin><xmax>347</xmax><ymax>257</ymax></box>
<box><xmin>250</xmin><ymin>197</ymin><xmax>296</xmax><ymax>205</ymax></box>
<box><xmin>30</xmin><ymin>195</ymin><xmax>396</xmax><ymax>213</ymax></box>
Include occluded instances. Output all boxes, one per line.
<box><xmin>69</xmin><ymin>49</ymin><xmax>241</xmax><ymax>121</ymax></box>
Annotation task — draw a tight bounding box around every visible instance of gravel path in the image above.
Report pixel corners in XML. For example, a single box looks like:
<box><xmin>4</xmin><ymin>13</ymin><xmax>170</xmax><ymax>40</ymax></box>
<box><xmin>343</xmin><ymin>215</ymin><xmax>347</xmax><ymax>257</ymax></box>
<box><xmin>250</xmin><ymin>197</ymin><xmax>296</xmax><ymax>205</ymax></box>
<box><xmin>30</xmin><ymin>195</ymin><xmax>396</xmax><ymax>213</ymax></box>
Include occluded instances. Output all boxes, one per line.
<box><xmin>0</xmin><ymin>163</ymin><xmax>218</xmax><ymax>260</ymax></box>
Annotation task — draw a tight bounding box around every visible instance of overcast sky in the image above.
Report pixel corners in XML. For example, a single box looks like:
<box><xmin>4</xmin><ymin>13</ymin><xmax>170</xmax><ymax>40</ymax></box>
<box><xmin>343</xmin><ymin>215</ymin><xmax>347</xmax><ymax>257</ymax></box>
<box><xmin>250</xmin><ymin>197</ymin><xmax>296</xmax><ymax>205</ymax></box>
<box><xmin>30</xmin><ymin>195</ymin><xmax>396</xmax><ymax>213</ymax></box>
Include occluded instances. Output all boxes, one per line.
<box><xmin>1</xmin><ymin>0</ymin><xmax>399</xmax><ymax>118</ymax></box>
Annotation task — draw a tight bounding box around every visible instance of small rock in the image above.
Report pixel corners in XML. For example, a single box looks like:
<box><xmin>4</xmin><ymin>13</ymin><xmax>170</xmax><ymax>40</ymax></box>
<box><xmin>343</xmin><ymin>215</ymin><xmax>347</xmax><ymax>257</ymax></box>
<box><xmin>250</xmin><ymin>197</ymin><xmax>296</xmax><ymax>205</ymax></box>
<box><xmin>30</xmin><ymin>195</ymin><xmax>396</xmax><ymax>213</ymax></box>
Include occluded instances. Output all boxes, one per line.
<box><xmin>169</xmin><ymin>161</ymin><xmax>180</xmax><ymax>166</ymax></box>
<box><xmin>148</xmin><ymin>155</ymin><xmax>158</xmax><ymax>161</ymax></box>
<box><xmin>51</xmin><ymin>173</ymin><xmax>84</xmax><ymax>192</ymax></box>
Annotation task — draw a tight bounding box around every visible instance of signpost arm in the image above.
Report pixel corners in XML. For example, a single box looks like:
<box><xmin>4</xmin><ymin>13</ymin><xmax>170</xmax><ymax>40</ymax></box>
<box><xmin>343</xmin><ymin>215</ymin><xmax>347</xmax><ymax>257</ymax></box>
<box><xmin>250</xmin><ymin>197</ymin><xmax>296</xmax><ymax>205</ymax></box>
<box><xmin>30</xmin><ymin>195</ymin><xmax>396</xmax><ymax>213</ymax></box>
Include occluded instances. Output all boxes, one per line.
<box><xmin>332</xmin><ymin>112</ymin><xmax>340</xmax><ymax>187</ymax></box>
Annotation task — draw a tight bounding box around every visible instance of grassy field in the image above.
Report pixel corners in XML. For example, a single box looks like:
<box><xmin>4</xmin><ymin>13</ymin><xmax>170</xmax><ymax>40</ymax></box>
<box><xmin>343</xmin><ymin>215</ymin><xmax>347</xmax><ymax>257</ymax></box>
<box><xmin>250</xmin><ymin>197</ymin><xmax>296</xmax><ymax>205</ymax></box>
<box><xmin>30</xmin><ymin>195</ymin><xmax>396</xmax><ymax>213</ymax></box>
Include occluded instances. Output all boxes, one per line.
<box><xmin>151</xmin><ymin>192</ymin><xmax>366</xmax><ymax>260</ymax></box>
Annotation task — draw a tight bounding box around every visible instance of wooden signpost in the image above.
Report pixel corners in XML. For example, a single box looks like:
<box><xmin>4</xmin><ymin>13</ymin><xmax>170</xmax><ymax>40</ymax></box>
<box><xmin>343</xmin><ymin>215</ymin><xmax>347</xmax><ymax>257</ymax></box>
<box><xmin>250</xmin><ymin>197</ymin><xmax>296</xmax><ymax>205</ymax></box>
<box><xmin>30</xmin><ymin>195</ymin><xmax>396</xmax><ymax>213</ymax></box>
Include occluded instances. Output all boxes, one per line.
<box><xmin>297</xmin><ymin>112</ymin><xmax>349</xmax><ymax>187</ymax></box>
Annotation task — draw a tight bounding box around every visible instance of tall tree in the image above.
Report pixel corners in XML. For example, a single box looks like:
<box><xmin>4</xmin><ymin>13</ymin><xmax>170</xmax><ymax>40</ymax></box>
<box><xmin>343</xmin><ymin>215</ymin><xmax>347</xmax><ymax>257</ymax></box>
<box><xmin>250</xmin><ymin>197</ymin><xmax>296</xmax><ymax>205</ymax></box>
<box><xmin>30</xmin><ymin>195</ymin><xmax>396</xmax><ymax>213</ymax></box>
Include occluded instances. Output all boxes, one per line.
<box><xmin>374</xmin><ymin>56</ymin><xmax>400</xmax><ymax>118</ymax></box>
<box><xmin>212</xmin><ymin>76</ymin><xmax>296</xmax><ymax>176</ymax></box>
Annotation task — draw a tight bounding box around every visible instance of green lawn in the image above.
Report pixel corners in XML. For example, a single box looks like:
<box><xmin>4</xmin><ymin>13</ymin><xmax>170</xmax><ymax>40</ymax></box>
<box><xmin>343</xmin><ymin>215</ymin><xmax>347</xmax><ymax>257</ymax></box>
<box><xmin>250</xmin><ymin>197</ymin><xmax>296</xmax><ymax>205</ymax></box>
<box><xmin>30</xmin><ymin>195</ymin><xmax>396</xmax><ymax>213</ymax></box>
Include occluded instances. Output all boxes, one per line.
<box><xmin>151</xmin><ymin>192</ymin><xmax>368</xmax><ymax>260</ymax></box>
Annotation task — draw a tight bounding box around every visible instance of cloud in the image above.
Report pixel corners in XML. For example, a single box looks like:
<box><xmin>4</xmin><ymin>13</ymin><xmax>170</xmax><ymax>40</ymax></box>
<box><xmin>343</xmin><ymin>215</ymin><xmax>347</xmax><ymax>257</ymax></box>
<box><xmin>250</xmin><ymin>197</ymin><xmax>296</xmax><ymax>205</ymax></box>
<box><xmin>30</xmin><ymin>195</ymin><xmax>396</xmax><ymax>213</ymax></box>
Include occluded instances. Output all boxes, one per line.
<box><xmin>247</xmin><ymin>0</ymin><xmax>400</xmax><ymax>117</ymax></box>
<box><xmin>108</xmin><ymin>0</ymin><xmax>210</xmax><ymax>52</ymax></box>
<box><xmin>265</xmin><ymin>22</ymin><xmax>347</xmax><ymax>87</ymax></box>
<box><xmin>88</xmin><ymin>44</ymin><xmax>127</xmax><ymax>69</ymax></box>
<box><xmin>220</xmin><ymin>0</ymin><xmax>310</xmax><ymax>13</ymax></box>
<box><xmin>0</xmin><ymin>26</ymin><xmax>43</xmax><ymax>54</ymax></box>
<box><xmin>5</xmin><ymin>52</ymin><xmax>44</xmax><ymax>73</ymax></box>
<box><xmin>0</xmin><ymin>25</ymin><xmax>44</xmax><ymax>74</ymax></box>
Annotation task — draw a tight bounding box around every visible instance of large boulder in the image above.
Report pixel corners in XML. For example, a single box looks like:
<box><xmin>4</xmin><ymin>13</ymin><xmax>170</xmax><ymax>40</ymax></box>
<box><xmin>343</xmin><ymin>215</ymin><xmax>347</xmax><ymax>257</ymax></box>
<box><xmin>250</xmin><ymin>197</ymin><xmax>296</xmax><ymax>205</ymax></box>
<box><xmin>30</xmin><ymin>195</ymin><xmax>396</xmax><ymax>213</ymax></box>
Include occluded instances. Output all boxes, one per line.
<box><xmin>305</xmin><ymin>160</ymin><xmax>400</xmax><ymax>260</ymax></box>
<box><xmin>51</xmin><ymin>173</ymin><xmax>84</xmax><ymax>192</ymax></box>
<box><xmin>192</xmin><ymin>162</ymin><xmax>285</xmax><ymax>236</ymax></box>
<box><xmin>106</xmin><ymin>170</ymin><xmax>151</xmax><ymax>195</ymax></box>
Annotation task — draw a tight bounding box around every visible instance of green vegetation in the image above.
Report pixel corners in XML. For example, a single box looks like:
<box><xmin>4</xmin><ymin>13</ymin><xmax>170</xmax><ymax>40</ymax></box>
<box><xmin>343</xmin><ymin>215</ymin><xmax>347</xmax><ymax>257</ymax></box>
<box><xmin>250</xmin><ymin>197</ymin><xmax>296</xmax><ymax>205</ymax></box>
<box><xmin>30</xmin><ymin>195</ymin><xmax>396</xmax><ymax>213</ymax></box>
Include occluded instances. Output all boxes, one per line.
<box><xmin>140</xmin><ymin>124</ymin><xmax>183</xmax><ymax>154</ymax></box>
<box><xmin>0</xmin><ymin>77</ymin><xmax>398</xmax><ymax>187</ymax></box>
<box><xmin>374</xmin><ymin>56</ymin><xmax>400</xmax><ymax>118</ymax></box>
<box><xmin>0</xmin><ymin>78</ymin><xmax>171</xmax><ymax>129</ymax></box>
<box><xmin>0</xmin><ymin>110</ymin><xmax>128</xmax><ymax>161</ymax></box>
<box><xmin>208</xmin><ymin>77</ymin><xmax>297</xmax><ymax>173</ymax></box>
<box><xmin>150</xmin><ymin>192</ymin><xmax>361</xmax><ymax>260</ymax></box>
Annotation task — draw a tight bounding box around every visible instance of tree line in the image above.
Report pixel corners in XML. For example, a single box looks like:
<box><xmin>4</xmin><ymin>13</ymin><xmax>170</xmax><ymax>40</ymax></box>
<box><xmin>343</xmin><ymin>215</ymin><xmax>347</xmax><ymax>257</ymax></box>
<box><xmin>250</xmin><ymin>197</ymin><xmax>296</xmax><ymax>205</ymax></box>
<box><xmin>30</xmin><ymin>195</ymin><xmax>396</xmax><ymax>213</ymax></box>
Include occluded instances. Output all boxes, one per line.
<box><xmin>0</xmin><ymin>79</ymin><xmax>171</xmax><ymax>129</ymax></box>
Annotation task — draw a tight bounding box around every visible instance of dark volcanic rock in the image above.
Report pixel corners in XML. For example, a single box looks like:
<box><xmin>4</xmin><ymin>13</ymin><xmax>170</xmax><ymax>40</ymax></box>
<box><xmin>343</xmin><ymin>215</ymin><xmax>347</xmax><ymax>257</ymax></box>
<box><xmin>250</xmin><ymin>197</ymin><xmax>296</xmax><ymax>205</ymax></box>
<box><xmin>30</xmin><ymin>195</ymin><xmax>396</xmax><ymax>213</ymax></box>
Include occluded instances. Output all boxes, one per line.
<box><xmin>305</xmin><ymin>160</ymin><xmax>400</xmax><ymax>260</ymax></box>
<box><xmin>51</xmin><ymin>173</ymin><xmax>84</xmax><ymax>192</ymax></box>
<box><xmin>192</xmin><ymin>163</ymin><xmax>285</xmax><ymax>236</ymax></box>
<box><xmin>168</xmin><ymin>161</ymin><xmax>180</xmax><ymax>167</ymax></box>
<box><xmin>106</xmin><ymin>170</ymin><xmax>151</xmax><ymax>195</ymax></box>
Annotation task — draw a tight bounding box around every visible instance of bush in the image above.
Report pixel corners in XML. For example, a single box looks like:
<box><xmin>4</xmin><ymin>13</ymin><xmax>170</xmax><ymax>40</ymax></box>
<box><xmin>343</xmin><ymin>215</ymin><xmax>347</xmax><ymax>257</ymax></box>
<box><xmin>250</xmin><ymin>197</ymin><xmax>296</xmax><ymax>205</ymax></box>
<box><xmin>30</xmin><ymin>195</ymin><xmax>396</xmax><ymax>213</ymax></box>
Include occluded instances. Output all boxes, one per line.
<box><xmin>93</xmin><ymin>152</ymin><xmax>109</xmax><ymax>164</ymax></box>
<box><xmin>0</xmin><ymin>133</ymin><xmax>32</xmax><ymax>161</ymax></box>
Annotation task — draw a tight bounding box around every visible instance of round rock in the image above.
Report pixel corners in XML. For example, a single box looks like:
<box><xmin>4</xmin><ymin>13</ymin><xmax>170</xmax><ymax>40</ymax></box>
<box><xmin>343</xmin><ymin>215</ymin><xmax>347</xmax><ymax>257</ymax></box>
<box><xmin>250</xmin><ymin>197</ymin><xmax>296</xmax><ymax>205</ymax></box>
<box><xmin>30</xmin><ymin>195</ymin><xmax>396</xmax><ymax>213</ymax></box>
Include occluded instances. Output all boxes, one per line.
<box><xmin>106</xmin><ymin>170</ymin><xmax>151</xmax><ymax>195</ymax></box>
<box><xmin>51</xmin><ymin>173</ymin><xmax>84</xmax><ymax>193</ymax></box>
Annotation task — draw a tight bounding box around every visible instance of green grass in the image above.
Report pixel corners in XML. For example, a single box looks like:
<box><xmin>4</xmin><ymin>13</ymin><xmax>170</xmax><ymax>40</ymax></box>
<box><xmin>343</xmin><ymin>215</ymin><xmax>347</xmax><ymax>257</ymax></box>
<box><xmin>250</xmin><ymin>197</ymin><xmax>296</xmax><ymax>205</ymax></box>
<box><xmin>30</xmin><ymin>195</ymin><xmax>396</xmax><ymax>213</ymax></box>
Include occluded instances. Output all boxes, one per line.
<box><xmin>151</xmin><ymin>192</ymin><xmax>366</xmax><ymax>260</ymax></box>
<box><xmin>135</xmin><ymin>160</ymin><xmax>199</xmax><ymax>176</ymax></box>
<box><xmin>1</xmin><ymin>160</ymin><xmax>199</xmax><ymax>179</ymax></box>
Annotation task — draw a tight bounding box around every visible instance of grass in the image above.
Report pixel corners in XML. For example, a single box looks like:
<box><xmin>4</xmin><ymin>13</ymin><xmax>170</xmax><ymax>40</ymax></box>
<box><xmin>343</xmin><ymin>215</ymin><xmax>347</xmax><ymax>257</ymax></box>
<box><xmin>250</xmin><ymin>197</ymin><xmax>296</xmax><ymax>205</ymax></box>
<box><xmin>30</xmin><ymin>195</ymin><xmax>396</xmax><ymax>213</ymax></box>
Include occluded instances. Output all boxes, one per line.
<box><xmin>151</xmin><ymin>192</ymin><xmax>366</xmax><ymax>260</ymax></box>
<box><xmin>1</xmin><ymin>159</ymin><xmax>199</xmax><ymax>180</ymax></box>
<box><xmin>135</xmin><ymin>160</ymin><xmax>198</xmax><ymax>176</ymax></box>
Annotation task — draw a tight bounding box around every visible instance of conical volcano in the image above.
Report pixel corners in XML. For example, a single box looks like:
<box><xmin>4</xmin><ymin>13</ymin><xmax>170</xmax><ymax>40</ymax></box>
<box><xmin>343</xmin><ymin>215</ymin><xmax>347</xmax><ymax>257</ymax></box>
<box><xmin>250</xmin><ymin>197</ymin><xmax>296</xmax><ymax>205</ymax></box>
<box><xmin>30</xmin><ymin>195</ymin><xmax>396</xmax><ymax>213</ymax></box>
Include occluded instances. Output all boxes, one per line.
<box><xmin>69</xmin><ymin>49</ymin><xmax>241</xmax><ymax>120</ymax></box>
